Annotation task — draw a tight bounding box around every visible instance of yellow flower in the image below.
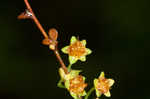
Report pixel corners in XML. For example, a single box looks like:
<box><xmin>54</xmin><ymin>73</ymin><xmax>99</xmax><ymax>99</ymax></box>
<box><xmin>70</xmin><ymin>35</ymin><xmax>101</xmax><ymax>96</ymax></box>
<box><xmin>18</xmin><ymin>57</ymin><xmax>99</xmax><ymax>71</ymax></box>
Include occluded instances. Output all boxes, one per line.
<box><xmin>94</xmin><ymin>72</ymin><xmax>114</xmax><ymax>98</ymax></box>
<box><xmin>59</xmin><ymin>68</ymin><xmax>87</xmax><ymax>99</ymax></box>
<box><xmin>61</xmin><ymin>36</ymin><xmax>92</xmax><ymax>64</ymax></box>
<box><xmin>69</xmin><ymin>75</ymin><xmax>87</xmax><ymax>97</ymax></box>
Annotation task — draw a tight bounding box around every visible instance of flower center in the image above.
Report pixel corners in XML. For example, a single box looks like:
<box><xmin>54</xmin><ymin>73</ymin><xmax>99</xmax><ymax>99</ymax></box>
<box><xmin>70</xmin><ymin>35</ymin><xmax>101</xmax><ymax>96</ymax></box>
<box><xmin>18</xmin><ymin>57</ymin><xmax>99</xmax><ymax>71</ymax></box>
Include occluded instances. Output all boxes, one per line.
<box><xmin>68</xmin><ymin>41</ymin><xmax>86</xmax><ymax>58</ymax></box>
<box><xmin>97</xmin><ymin>78</ymin><xmax>109</xmax><ymax>93</ymax></box>
<box><xmin>69</xmin><ymin>75</ymin><xmax>87</xmax><ymax>95</ymax></box>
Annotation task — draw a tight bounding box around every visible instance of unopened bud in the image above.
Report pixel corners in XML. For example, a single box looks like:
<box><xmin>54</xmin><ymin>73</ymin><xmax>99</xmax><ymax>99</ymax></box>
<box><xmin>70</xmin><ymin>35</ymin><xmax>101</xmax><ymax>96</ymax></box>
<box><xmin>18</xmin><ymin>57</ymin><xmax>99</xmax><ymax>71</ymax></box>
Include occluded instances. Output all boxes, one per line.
<box><xmin>48</xmin><ymin>28</ymin><xmax>58</xmax><ymax>41</ymax></box>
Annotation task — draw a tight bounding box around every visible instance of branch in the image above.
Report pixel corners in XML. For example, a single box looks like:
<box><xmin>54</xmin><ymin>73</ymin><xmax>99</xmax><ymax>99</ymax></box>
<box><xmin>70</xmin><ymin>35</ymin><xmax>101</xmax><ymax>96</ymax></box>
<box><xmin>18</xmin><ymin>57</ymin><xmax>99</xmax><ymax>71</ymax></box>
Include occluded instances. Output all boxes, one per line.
<box><xmin>19</xmin><ymin>0</ymin><xmax>68</xmax><ymax>74</ymax></box>
<box><xmin>24</xmin><ymin>0</ymin><xmax>48</xmax><ymax>39</ymax></box>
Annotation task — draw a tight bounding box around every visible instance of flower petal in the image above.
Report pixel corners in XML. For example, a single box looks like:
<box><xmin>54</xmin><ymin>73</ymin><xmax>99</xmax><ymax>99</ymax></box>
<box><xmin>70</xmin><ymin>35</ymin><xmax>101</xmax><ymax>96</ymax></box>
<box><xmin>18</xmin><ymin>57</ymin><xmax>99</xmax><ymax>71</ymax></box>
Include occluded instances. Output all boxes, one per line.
<box><xmin>86</xmin><ymin>48</ymin><xmax>92</xmax><ymax>55</ymax></box>
<box><xmin>104</xmin><ymin>91</ymin><xmax>111</xmax><ymax>97</ymax></box>
<box><xmin>59</xmin><ymin>68</ymin><xmax>66</xmax><ymax>80</ymax></box>
<box><xmin>49</xmin><ymin>44</ymin><xmax>55</xmax><ymax>50</ymax></box>
<box><xmin>83</xmin><ymin>76</ymin><xmax>86</xmax><ymax>81</ymax></box>
<box><xmin>70</xmin><ymin>92</ymin><xmax>80</xmax><ymax>99</ymax></box>
<box><xmin>80</xmin><ymin>56</ymin><xmax>86</xmax><ymax>62</ymax></box>
<box><xmin>81</xmin><ymin>40</ymin><xmax>86</xmax><ymax>46</ymax></box>
<box><xmin>94</xmin><ymin>79</ymin><xmax>102</xmax><ymax>97</ymax></box>
<box><xmin>64</xmin><ymin>80</ymin><xmax>70</xmax><ymax>89</ymax></box>
<box><xmin>80</xmin><ymin>91</ymin><xmax>86</xmax><ymax>96</ymax></box>
<box><xmin>61</xmin><ymin>46</ymin><xmax>69</xmax><ymax>54</ymax></box>
<box><xmin>68</xmin><ymin>69</ymin><xmax>81</xmax><ymax>79</ymax></box>
<box><xmin>94</xmin><ymin>79</ymin><xmax>98</xmax><ymax>87</ymax></box>
<box><xmin>99</xmin><ymin>72</ymin><xmax>105</xmax><ymax>78</ymax></box>
<box><xmin>108</xmin><ymin>79</ymin><xmax>115</xmax><ymax>87</ymax></box>
<box><xmin>70</xmin><ymin>36</ymin><xmax>77</xmax><ymax>44</ymax></box>
<box><xmin>69</xmin><ymin>56</ymin><xmax>78</xmax><ymax>64</ymax></box>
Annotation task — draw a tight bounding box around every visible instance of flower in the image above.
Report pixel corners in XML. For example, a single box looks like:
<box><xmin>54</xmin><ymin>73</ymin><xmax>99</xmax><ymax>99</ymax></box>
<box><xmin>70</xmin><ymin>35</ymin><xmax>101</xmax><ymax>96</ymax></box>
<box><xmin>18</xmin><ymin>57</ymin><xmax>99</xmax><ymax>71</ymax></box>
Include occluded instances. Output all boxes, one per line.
<box><xmin>94</xmin><ymin>72</ymin><xmax>114</xmax><ymax>98</ymax></box>
<box><xmin>61</xmin><ymin>36</ymin><xmax>92</xmax><ymax>64</ymax></box>
<box><xmin>59</xmin><ymin>68</ymin><xmax>87</xmax><ymax>99</ymax></box>
<box><xmin>69</xmin><ymin>75</ymin><xmax>87</xmax><ymax>98</ymax></box>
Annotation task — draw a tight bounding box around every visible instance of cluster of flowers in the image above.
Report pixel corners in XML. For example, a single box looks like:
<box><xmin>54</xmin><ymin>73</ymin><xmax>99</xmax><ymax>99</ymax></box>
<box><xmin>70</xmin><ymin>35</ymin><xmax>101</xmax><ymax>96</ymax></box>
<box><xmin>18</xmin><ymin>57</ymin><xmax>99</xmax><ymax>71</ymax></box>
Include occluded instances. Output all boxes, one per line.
<box><xmin>17</xmin><ymin>0</ymin><xmax>115</xmax><ymax>98</ymax></box>
<box><xmin>59</xmin><ymin>36</ymin><xmax>115</xmax><ymax>99</ymax></box>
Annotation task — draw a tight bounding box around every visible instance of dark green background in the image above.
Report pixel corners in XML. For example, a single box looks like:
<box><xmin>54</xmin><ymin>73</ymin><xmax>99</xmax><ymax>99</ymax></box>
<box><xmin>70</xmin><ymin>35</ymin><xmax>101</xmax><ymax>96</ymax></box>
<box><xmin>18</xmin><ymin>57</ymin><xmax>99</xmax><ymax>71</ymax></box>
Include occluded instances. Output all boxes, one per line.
<box><xmin>0</xmin><ymin>0</ymin><xmax>150</xmax><ymax>99</ymax></box>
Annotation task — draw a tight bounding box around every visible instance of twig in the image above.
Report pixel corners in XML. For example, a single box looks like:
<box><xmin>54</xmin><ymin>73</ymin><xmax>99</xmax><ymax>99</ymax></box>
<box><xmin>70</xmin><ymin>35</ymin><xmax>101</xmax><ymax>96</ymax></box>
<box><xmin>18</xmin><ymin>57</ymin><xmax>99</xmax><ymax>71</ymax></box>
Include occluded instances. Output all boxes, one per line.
<box><xmin>23</xmin><ymin>0</ymin><xmax>68</xmax><ymax>74</ymax></box>
<box><xmin>24</xmin><ymin>0</ymin><xmax>48</xmax><ymax>39</ymax></box>
<box><xmin>54</xmin><ymin>50</ymin><xmax>68</xmax><ymax>73</ymax></box>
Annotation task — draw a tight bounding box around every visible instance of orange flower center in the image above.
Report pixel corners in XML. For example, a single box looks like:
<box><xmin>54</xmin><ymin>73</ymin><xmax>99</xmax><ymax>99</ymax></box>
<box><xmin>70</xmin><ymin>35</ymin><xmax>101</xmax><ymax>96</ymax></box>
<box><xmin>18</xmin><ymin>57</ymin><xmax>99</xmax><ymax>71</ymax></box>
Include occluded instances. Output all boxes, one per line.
<box><xmin>68</xmin><ymin>41</ymin><xmax>86</xmax><ymax>58</ymax></box>
<box><xmin>69</xmin><ymin>75</ymin><xmax>87</xmax><ymax>95</ymax></box>
<box><xmin>96</xmin><ymin>78</ymin><xmax>109</xmax><ymax>94</ymax></box>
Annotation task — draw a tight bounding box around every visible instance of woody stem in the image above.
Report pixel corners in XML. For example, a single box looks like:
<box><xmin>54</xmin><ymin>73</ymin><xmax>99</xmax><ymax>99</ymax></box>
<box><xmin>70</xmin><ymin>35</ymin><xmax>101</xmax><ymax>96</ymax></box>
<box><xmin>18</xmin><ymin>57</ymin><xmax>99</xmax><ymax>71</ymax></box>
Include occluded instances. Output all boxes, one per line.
<box><xmin>24</xmin><ymin>0</ymin><xmax>68</xmax><ymax>74</ymax></box>
<box><xmin>54</xmin><ymin>50</ymin><xmax>68</xmax><ymax>74</ymax></box>
<box><xmin>24</xmin><ymin>0</ymin><xmax>48</xmax><ymax>39</ymax></box>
